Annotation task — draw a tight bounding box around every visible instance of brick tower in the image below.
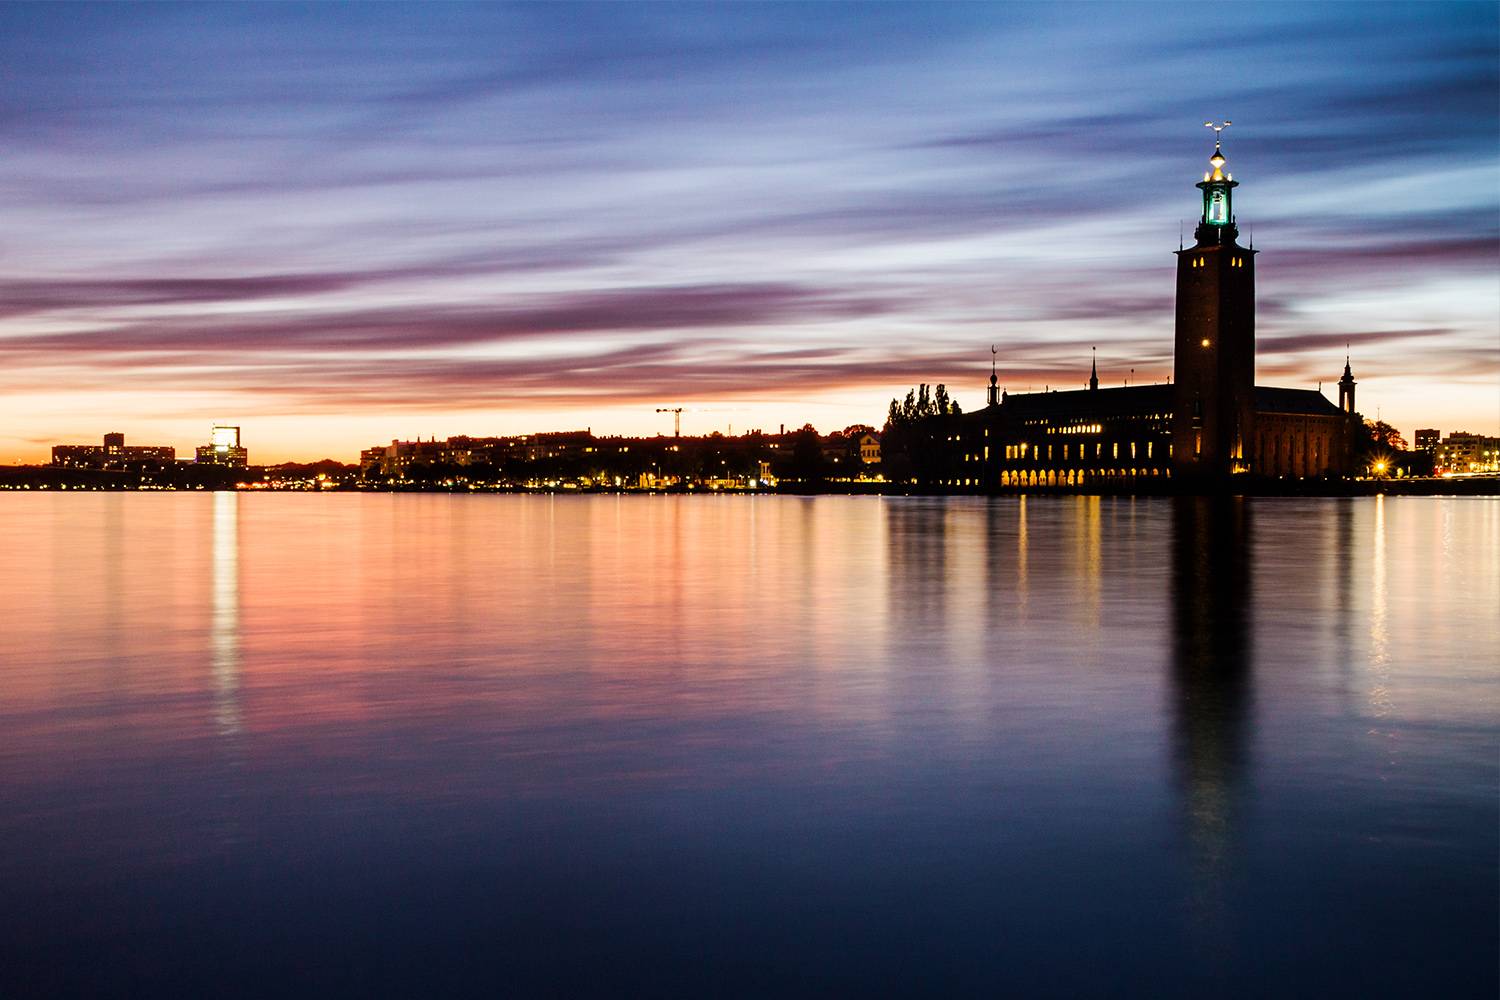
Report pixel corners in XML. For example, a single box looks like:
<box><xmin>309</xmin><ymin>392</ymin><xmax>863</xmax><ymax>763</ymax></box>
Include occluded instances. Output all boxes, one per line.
<box><xmin>1172</xmin><ymin>125</ymin><xmax>1256</xmax><ymax>482</ymax></box>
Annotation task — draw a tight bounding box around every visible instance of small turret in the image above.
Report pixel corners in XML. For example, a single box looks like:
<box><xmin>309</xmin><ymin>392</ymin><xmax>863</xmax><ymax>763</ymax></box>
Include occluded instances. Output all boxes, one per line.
<box><xmin>1089</xmin><ymin>348</ymin><xmax>1099</xmax><ymax>392</ymax></box>
<box><xmin>987</xmin><ymin>345</ymin><xmax>1000</xmax><ymax>407</ymax></box>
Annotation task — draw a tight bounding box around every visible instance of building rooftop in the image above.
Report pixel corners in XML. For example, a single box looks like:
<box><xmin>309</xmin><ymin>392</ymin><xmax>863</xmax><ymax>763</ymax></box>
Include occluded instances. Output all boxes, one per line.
<box><xmin>1253</xmin><ymin>386</ymin><xmax>1342</xmax><ymax>416</ymax></box>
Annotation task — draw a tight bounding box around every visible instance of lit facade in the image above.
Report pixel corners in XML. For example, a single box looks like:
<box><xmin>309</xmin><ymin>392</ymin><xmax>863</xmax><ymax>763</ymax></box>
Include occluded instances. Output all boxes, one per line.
<box><xmin>196</xmin><ymin>426</ymin><xmax>249</xmax><ymax>468</ymax></box>
<box><xmin>1434</xmin><ymin>432</ymin><xmax>1500</xmax><ymax>474</ymax></box>
<box><xmin>52</xmin><ymin>433</ymin><xmax>175</xmax><ymax>470</ymax></box>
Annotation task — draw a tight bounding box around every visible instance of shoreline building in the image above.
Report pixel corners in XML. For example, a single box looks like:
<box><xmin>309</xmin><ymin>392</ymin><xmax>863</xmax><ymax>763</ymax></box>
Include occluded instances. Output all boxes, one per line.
<box><xmin>950</xmin><ymin>132</ymin><xmax>1354</xmax><ymax>490</ymax></box>
<box><xmin>1432</xmin><ymin>432</ymin><xmax>1500</xmax><ymax>475</ymax></box>
<box><xmin>52</xmin><ymin>432</ymin><xmax>175</xmax><ymax>470</ymax></box>
<box><xmin>196</xmin><ymin>425</ymin><xmax>248</xmax><ymax>468</ymax></box>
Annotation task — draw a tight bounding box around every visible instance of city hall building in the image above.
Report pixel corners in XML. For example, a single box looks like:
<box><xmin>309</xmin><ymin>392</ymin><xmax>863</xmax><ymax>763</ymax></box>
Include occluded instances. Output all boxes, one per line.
<box><xmin>949</xmin><ymin>133</ymin><xmax>1355</xmax><ymax>490</ymax></box>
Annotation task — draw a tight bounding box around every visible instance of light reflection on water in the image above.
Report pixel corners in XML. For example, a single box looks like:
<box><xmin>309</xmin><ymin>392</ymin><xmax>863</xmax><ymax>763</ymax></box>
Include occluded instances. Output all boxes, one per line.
<box><xmin>211</xmin><ymin>490</ymin><xmax>242</xmax><ymax>737</ymax></box>
<box><xmin>0</xmin><ymin>494</ymin><xmax>1494</xmax><ymax>998</ymax></box>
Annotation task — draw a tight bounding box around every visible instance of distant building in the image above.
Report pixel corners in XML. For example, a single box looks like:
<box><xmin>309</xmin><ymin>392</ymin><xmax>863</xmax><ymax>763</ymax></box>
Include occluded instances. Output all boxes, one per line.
<box><xmin>196</xmin><ymin>425</ymin><xmax>248</xmax><ymax>468</ymax></box>
<box><xmin>359</xmin><ymin>446</ymin><xmax>387</xmax><ymax>477</ymax></box>
<box><xmin>1414</xmin><ymin>429</ymin><xmax>1440</xmax><ymax>453</ymax></box>
<box><xmin>371</xmin><ymin>439</ymin><xmax>446</xmax><ymax>477</ymax></box>
<box><xmin>1434</xmin><ymin>432</ymin><xmax>1500</xmax><ymax>474</ymax></box>
<box><xmin>361</xmin><ymin>431</ymin><xmax>603</xmax><ymax>479</ymax></box>
<box><xmin>857</xmin><ymin>433</ymin><xmax>881</xmax><ymax>464</ymax></box>
<box><xmin>525</xmin><ymin>430</ymin><xmax>595</xmax><ymax>461</ymax></box>
<box><xmin>52</xmin><ymin>433</ymin><xmax>175</xmax><ymax>470</ymax></box>
<box><xmin>948</xmin><ymin>134</ymin><xmax>1356</xmax><ymax>489</ymax></box>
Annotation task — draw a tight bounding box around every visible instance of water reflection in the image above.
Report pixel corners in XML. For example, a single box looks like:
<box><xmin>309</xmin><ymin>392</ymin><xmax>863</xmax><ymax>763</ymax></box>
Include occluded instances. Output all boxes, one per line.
<box><xmin>0</xmin><ymin>494</ymin><xmax>1491</xmax><ymax>996</ymax></box>
<box><xmin>1072</xmin><ymin>495</ymin><xmax>1101</xmax><ymax>635</ymax></box>
<box><xmin>1015</xmin><ymin>495</ymin><xmax>1028</xmax><ymax>616</ymax></box>
<box><xmin>1368</xmin><ymin>495</ymin><xmax>1393</xmax><ymax>717</ymax></box>
<box><xmin>1170</xmin><ymin>496</ymin><xmax>1252</xmax><ymax>921</ymax></box>
<box><xmin>211</xmin><ymin>490</ymin><xmax>242</xmax><ymax>736</ymax></box>
<box><xmin>1334</xmin><ymin>499</ymin><xmax>1355</xmax><ymax>695</ymax></box>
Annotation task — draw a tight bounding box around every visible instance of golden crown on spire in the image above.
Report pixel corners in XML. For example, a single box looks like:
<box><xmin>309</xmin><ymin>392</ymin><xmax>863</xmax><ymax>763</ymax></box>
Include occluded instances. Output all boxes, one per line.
<box><xmin>1205</xmin><ymin>121</ymin><xmax>1230</xmax><ymax>179</ymax></box>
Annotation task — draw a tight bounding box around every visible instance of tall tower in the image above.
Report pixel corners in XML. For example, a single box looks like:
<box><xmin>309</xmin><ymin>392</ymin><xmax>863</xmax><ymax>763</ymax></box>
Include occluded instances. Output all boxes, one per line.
<box><xmin>1337</xmin><ymin>356</ymin><xmax>1356</xmax><ymax>414</ymax></box>
<box><xmin>1173</xmin><ymin>124</ymin><xmax>1256</xmax><ymax>481</ymax></box>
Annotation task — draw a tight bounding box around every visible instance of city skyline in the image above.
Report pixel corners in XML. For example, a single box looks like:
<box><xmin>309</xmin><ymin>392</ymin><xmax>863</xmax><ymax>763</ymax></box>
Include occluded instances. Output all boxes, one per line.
<box><xmin>0</xmin><ymin>3</ymin><xmax>1495</xmax><ymax>464</ymax></box>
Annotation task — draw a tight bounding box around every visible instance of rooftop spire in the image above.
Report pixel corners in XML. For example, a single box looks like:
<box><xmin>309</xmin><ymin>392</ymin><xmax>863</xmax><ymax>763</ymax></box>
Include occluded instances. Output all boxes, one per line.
<box><xmin>1089</xmin><ymin>347</ymin><xmax>1099</xmax><ymax>391</ymax></box>
<box><xmin>1206</xmin><ymin>120</ymin><xmax>1230</xmax><ymax>162</ymax></box>
<box><xmin>1195</xmin><ymin>122</ymin><xmax>1239</xmax><ymax>243</ymax></box>
<box><xmin>986</xmin><ymin>345</ymin><xmax>1000</xmax><ymax>406</ymax></box>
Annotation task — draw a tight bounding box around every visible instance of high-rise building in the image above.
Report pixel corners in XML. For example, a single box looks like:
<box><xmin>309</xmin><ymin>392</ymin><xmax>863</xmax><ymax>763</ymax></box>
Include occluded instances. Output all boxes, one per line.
<box><xmin>196</xmin><ymin>425</ymin><xmax>248</xmax><ymax>468</ymax></box>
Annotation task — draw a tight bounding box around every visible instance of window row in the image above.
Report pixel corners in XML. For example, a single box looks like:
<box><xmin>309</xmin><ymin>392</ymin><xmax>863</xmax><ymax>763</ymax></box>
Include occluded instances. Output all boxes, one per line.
<box><xmin>1002</xmin><ymin>441</ymin><xmax>1163</xmax><ymax>462</ymax></box>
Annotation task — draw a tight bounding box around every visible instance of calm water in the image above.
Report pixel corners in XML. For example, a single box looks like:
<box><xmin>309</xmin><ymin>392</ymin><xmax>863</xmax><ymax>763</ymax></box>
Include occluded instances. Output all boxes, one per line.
<box><xmin>0</xmin><ymin>493</ymin><xmax>1494</xmax><ymax>997</ymax></box>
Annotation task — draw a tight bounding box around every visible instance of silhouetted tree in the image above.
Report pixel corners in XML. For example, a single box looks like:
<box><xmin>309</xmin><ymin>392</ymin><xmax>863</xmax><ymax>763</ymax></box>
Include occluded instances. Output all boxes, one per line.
<box><xmin>1363</xmin><ymin>419</ymin><xmax>1407</xmax><ymax>451</ymax></box>
<box><xmin>882</xmin><ymin>383</ymin><xmax>961</xmax><ymax>486</ymax></box>
<box><xmin>781</xmin><ymin>423</ymin><xmax>828</xmax><ymax>483</ymax></box>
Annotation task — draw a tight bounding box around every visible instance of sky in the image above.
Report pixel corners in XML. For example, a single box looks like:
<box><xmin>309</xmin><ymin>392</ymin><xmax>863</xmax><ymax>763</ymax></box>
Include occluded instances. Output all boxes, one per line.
<box><xmin>0</xmin><ymin>1</ymin><xmax>1494</xmax><ymax>463</ymax></box>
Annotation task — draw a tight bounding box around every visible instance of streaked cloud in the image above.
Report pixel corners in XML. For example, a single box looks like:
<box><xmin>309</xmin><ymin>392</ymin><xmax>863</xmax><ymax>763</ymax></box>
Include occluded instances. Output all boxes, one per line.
<box><xmin>0</xmin><ymin>2</ymin><xmax>1493</xmax><ymax>460</ymax></box>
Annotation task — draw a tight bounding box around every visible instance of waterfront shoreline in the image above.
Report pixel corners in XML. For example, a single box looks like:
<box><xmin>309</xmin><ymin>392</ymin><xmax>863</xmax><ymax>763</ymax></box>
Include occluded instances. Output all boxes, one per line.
<box><xmin>2</xmin><ymin>465</ymin><xmax>1495</xmax><ymax>497</ymax></box>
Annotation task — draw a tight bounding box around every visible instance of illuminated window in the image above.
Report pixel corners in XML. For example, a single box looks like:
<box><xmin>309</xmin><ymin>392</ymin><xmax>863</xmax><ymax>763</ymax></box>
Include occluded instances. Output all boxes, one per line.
<box><xmin>1112</xmin><ymin>443</ymin><xmax>1118</xmax><ymax>459</ymax></box>
<box><xmin>1130</xmin><ymin>442</ymin><xmax>1137</xmax><ymax>459</ymax></box>
<box><xmin>1208</xmin><ymin>189</ymin><xmax>1228</xmax><ymax>224</ymax></box>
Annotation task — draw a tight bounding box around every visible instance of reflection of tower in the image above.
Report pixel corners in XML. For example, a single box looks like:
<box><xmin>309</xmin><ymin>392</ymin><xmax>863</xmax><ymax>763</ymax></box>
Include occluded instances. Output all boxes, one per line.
<box><xmin>1172</xmin><ymin>126</ymin><xmax>1256</xmax><ymax>481</ymax></box>
<box><xmin>1169</xmin><ymin>495</ymin><xmax>1252</xmax><ymax>920</ymax></box>
<box><xmin>211</xmin><ymin>490</ymin><xmax>242</xmax><ymax>735</ymax></box>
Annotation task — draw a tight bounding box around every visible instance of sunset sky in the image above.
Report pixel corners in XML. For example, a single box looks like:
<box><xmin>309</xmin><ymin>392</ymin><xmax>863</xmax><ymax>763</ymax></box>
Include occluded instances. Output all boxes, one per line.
<box><xmin>0</xmin><ymin>2</ymin><xmax>1494</xmax><ymax>463</ymax></box>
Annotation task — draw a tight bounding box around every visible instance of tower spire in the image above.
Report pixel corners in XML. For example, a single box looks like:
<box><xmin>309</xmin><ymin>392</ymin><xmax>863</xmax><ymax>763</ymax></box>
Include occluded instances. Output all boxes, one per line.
<box><xmin>1206</xmin><ymin>121</ymin><xmax>1231</xmax><ymax>167</ymax></box>
<box><xmin>1195</xmin><ymin>122</ymin><xmax>1239</xmax><ymax>245</ymax></box>
<box><xmin>1089</xmin><ymin>347</ymin><xmax>1099</xmax><ymax>391</ymax></box>
<box><xmin>987</xmin><ymin>344</ymin><xmax>1000</xmax><ymax>407</ymax></box>
<box><xmin>1338</xmin><ymin>348</ymin><xmax>1357</xmax><ymax>414</ymax></box>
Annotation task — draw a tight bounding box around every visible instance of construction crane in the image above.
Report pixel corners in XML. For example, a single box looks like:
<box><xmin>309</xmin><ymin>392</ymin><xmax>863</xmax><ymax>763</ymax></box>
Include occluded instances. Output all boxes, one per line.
<box><xmin>655</xmin><ymin>407</ymin><xmax>747</xmax><ymax>437</ymax></box>
<box><xmin>657</xmin><ymin>407</ymin><xmax>684</xmax><ymax>437</ymax></box>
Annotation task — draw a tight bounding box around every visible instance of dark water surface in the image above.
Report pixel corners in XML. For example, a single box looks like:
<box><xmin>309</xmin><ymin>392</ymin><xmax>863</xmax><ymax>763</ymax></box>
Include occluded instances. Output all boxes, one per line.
<box><xmin>0</xmin><ymin>494</ymin><xmax>1494</xmax><ymax>997</ymax></box>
